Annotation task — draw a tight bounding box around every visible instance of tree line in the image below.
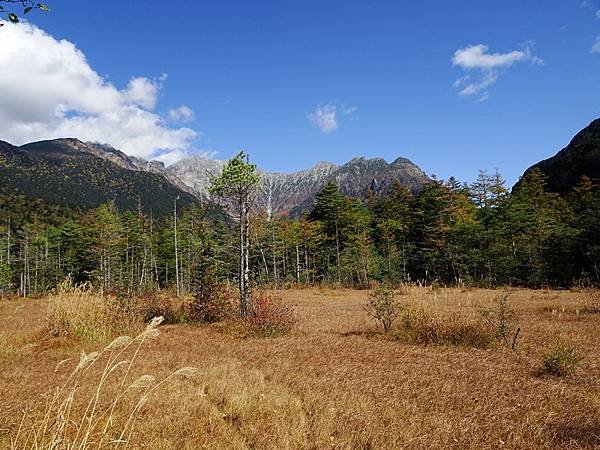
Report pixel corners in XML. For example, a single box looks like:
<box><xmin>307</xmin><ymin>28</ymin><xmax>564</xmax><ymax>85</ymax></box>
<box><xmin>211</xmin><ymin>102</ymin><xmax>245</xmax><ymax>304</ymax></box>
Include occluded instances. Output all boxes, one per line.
<box><xmin>1</xmin><ymin>163</ymin><xmax>599</xmax><ymax>298</ymax></box>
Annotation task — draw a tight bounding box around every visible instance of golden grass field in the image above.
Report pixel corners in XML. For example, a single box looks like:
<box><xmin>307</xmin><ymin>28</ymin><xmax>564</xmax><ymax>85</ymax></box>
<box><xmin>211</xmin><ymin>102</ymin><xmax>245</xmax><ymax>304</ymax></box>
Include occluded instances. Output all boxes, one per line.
<box><xmin>1</xmin><ymin>286</ymin><xmax>599</xmax><ymax>449</ymax></box>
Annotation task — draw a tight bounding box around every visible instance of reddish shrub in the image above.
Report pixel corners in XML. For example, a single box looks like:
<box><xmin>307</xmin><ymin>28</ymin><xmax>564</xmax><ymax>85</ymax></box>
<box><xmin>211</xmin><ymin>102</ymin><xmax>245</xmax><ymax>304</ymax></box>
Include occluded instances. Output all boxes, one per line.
<box><xmin>245</xmin><ymin>291</ymin><xmax>297</xmax><ymax>337</ymax></box>
<box><xmin>188</xmin><ymin>284</ymin><xmax>237</xmax><ymax>323</ymax></box>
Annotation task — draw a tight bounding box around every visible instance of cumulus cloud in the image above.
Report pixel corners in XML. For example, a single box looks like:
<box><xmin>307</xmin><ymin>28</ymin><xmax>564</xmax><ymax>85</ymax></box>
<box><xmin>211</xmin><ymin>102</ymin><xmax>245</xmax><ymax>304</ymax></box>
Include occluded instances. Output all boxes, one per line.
<box><xmin>592</xmin><ymin>36</ymin><xmax>600</xmax><ymax>53</ymax></box>
<box><xmin>168</xmin><ymin>105</ymin><xmax>195</xmax><ymax>122</ymax></box>
<box><xmin>307</xmin><ymin>102</ymin><xmax>357</xmax><ymax>133</ymax></box>
<box><xmin>451</xmin><ymin>43</ymin><xmax>542</xmax><ymax>101</ymax></box>
<box><xmin>0</xmin><ymin>22</ymin><xmax>197</xmax><ymax>163</ymax></box>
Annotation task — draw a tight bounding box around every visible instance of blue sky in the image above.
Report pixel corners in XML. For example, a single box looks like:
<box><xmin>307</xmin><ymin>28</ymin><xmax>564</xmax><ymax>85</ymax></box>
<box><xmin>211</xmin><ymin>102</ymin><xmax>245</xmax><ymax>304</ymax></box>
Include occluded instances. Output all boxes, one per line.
<box><xmin>3</xmin><ymin>0</ymin><xmax>600</xmax><ymax>186</ymax></box>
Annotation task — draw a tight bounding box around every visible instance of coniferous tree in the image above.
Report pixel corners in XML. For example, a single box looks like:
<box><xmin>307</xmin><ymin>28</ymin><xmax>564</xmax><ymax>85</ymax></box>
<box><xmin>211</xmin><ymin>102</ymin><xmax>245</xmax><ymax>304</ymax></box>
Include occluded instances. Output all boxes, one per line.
<box><xmin>309</xmin><ymin>182</ymin><xmax>345</xmax><ymax>283</ymax></box>
<box><xmin>209</xmin><ymin>151</ymin><xmax>260</xmax><ymax>317</ymax></box>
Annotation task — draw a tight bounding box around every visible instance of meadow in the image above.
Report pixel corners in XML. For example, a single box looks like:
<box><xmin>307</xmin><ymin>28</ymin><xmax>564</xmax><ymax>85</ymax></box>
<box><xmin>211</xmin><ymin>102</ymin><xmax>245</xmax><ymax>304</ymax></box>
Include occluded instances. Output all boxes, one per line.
<box><xmin>1</xmin><ymin>286</ymin><xmax>599</xmax><ymax>449</ymax></box>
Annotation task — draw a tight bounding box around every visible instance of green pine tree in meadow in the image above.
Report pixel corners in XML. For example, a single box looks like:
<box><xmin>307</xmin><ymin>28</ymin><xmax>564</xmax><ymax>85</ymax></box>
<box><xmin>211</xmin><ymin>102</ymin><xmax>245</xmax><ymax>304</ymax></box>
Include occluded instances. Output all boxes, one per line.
<box><xmin>209</xmin><ymin>151</ymin><xmax>260</xmax><ymax>318</ymax></box>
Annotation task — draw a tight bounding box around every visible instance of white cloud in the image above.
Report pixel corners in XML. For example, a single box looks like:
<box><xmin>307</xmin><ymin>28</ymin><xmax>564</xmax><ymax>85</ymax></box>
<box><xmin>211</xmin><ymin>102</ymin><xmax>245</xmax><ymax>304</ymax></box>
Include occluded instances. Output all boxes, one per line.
<box><xmin>451</xmin><ymin>43</ymin><xmax>542</xmax><ymax>101</ymax></box>
<box><xmin>308</xmin><ymin>104</ymin><xmax>338</xmax><ymax>133</ymax></box>
<box><xmin>168</xmin><ymin>105</ymin><xmax>195</xmax><ymax>122</ymax></box>
<box><xmin>307</xmin><ymin>102</ymin><xmax>357</xmax><ymax>133</ymax></box>
<box><xmin>0</xmin><ymin>21</ymin><xmax>197</xmax><ymax>163</ymax></box>
<box><xmin>592</xmin><ymin>36</ymin><xmax>600</xmax><ymax>53</ymax></box>
<box><xmin>154</xmin><ymin>148</ymin><xmax>216</xmax><ymax>166</ymax></box>
<box><xmin>453</xmin><ymin>72</ymin><xmax>498</xmax><ymax>98</ymax></box>
<box><xmin>596</xmin><ymin>10</ymin><xmax>600</xmax><ymax>19</ymax></box>
<box><xmin>452</xmin><ymin>44</ymin><xmax>528</xmax><ymax>70</ymax></box>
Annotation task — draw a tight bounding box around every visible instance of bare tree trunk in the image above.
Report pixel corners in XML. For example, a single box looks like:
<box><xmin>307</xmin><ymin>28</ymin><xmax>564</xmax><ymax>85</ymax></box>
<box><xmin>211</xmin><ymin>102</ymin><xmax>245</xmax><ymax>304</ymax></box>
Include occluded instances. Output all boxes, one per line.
<box><xmin>258</xmin><ymin>245</ymin><xmax>269</xmax><ymax>282</ymax></box>
<box><xmin>304</xmin><ymin>241</ymin><xmax>309</xmax><ymax>285</ymax></box>
<box><xmin>24</xmin><ymin>233</ymin><xmax>30</xmax><ymax>297</ymax></box>
<box><xmin>6</xmin><ymin>216</ymin><xmax>10</xmax><ymax>265</ymax></box>
<box><xmin>174</xmin><ymin>196</ymin><xmax>180</xmax><ymax>296</ymax></box>
<box><xmin>272</xmin><ymin>222</ymin><xmax>278</xmax><ymax>286</ymax></box>
<box><xmin>239</xmin><ymin>199</ymin><xmax>251</xmax><ymax>318</ymax></box>
<box><xmin>335</xmin><ymin>220</ymin><xmax>341</xmax><ymax>284</ymax></box>
<box><xmin>243</xmin><ymin>208</ymin><xmax>250</xmax><ymax>314</ymax></box>
<box><xmin>295</xmin><ymin>243</ymin><xmax>300</xmax><ymax>284</ymax></box>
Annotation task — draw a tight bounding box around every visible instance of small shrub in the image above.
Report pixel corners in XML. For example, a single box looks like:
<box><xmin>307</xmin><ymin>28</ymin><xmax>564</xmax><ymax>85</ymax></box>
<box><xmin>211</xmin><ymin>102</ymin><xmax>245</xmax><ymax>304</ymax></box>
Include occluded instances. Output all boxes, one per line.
<box><xmin>481</xmin><ymin>292</ymin><xmax>516</xmax><ymax>346</ymax></box>
<box><xmin>542</xmin><ymin>342</ymin><xmax>581</xmax><ymax>376</ymax></box>
<box><xmin>126</xmin><ymin>291</ymin><xmax>188</xmax><ymax>325</ymax></box>
<box><xmin>364</xmin><ymin>284</ymin><xmax>402</xmax><ymax>332</ymax></box>
<box><xmin>244</xmin><ymin>291</ymin><xmax>297</xmax><ymax>337</ymax></box>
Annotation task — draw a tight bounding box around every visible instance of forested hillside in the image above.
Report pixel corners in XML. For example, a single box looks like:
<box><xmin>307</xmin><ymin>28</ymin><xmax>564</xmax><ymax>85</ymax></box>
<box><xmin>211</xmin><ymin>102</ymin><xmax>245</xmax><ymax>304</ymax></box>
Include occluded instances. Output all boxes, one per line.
<box><xmin>519</xmin><ymin>118</ymin><xmax>600</xmax><ymax>193</ymax></box>
<box><xmin>0</xmin><ymin>139</ymin><xmax>200</xmax><ymax>219</ymax></box>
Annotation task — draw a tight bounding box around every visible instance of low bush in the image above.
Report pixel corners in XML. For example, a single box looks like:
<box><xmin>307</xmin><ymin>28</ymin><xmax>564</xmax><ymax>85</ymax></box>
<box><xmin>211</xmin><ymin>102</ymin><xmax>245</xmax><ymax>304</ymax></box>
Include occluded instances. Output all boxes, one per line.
<box><xmin>364</xmin><ymin>283</ymin><xmax>402</xmax><ymax>332</ymax></box>
<box><xmin>188</xmin><ymin>283</ymin><xmax>237</xmax><ymax>323</ymax></box>
<box><xmin>246</xmin><ymin>291</ymin><xmax>297</xmax><ymax>336</ymax></box>
<box><xmin>243</xmin><ymin>291</ymin><xmax>297</xmax><ymax>337</ymax></box>
<box><xmin>542</xmin><ymin>341</ymin><xmax>581</xmax><ymax>377</ymax></box>
<box><xmin>124</xmin><ymin>291</ymin><xmax>189</xmax><ymax>325</ymax></box>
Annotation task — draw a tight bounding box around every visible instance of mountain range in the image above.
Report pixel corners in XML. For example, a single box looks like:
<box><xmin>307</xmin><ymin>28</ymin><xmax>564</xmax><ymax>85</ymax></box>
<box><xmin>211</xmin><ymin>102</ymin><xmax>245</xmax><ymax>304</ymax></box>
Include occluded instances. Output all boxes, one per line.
<box><xmin>2</xmin><ymin>117</ymin><xmax>600</xmax><ymax>221</ymax></box>
<box><xmin>166</xmin><ymin>154</ymin><xmax>429</xmax><ymax>217</ymax></box>
<box><xmin>0</xmin><ymin>138</ymin><xmax>430</xmax><ymax>218</ymax></box>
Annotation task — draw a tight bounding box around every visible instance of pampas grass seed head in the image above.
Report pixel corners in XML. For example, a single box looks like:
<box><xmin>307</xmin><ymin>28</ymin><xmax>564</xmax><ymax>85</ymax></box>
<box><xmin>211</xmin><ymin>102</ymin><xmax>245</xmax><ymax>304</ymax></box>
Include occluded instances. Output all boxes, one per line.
<box><xmin>106</xmin><ymin>336</ymin><xmax>132</xmax><ymax>350</ymax></box>
<box><xmin>174</xmin><ymin>367</ymin><xmax>198</xmax><ymax>379</ymax></box>
<box><xmin>75</xmin><ymin>351</ymin><xmax>99</xmax><ymax>373</ymax></box>
<box><xmin>146</xmin><ymin>316</ymin><xmax>164</xmax><ymax>330</ymax></box>
<box><xmin>128</xmin><ymin>375</ymin><xmax>156</xmax><ymax>390</ymax></box>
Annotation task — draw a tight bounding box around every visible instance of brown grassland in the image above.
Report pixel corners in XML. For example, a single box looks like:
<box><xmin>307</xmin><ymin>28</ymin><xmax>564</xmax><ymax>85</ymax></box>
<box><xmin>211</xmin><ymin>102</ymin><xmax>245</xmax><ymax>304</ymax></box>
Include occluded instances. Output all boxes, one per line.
<box><xmin>0</xmin><ymin>286</ymin><xmax>599</xmax><ymax>449</ymax></box>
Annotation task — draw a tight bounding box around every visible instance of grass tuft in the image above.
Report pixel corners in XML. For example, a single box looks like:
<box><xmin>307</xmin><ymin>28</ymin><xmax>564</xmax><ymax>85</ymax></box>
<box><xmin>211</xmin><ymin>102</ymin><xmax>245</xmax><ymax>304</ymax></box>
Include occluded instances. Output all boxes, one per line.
<box><xmin>580</xmin><ymin>288</ymin><xmax>600</xmax><ymax>314</ymax></box>
<box><xmin>394</xmin><ymin>307</ymin><xmax>495</xmax><ymax>348</ymax></box>
<box><xmin>45</xmin><ymin>279</ymin><xmax>142</xmax><ymax>344</ymax></box>
<box><xmin>541</xmin><ymin>341</ymin><xmax>581</xmax><ymax>377</ymax></box>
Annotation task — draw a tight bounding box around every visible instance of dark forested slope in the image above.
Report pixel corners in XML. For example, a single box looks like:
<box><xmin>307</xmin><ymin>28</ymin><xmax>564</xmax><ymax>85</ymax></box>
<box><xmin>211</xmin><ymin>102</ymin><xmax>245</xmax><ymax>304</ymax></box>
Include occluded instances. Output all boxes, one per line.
<box><xmin>0</xmin><ymin>138</ymin><xmax>199</xmax><ymax>219</ymax></box>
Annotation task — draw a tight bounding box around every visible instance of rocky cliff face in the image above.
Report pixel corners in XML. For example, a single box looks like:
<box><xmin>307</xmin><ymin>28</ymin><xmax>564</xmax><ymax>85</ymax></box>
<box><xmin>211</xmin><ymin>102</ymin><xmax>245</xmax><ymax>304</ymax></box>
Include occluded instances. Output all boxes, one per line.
<box><xmin>168</xmin><ymin>154</ymin><xmax>429</xmax><ymax>216</ymax></box>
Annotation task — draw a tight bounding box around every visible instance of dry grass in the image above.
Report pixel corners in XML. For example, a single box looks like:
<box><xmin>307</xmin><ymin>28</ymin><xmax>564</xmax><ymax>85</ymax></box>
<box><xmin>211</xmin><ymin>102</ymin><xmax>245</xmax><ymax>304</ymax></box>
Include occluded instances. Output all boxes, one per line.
<box><xmin>394</xmin><ymin>307</ymin><xmax>496</xmax><ymax>348</ymax></box>
<box><xmin>580</xmin><ymin>288</ymin><xmax>600</xmax><ymax>314</ymax></box>
<box><xmin>45</xmin><ymin>280</ymin><xmax>143</xmax><ymax>343</ymax></box>
<box><xmin>1</xmin><ymin>287</ymin><xmax>600</xmax><ymax>448</ymax></box>
<box><xmin>8</xmin><ymin>316</ymin><xmax>199</xmax><ymax>449</ymax></box>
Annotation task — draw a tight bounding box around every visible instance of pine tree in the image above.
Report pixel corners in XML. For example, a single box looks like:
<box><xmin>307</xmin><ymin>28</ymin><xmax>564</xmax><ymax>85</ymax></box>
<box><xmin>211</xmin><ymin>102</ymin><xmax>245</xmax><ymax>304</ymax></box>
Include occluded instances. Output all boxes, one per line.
<box><xmin>209</xmin><ymin>151</ymin><xmax>260</xmax><ymax>318</ymax></box>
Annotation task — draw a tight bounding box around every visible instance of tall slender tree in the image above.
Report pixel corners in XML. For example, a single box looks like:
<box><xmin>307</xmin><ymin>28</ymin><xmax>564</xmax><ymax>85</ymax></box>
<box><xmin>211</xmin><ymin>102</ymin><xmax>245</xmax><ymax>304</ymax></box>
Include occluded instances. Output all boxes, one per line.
<box><xmin>209</xmin><ymin>151</ymin><xmax>260</xmax><ymax>317</ymax></box>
